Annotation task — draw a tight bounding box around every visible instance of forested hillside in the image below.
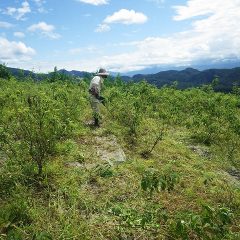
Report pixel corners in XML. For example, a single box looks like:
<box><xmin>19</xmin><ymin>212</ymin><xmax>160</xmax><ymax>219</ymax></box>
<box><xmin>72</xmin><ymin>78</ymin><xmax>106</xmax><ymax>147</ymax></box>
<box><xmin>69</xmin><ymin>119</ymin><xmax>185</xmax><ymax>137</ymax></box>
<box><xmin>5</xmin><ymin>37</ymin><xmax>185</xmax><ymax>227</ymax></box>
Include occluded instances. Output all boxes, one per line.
<box><xmin>5</xmin><ymin>65</ymin><xmax>240</xmax><ymax>93</ymax></box>
<box><xmin>0</xmin><ymin>68</ymin><xmax>240</xmax><ymax>239</ymax></box>
<box><xmin>130</xmin><ymin>67</ymin><xmax>240</xmax><ymax>92</ymax></box>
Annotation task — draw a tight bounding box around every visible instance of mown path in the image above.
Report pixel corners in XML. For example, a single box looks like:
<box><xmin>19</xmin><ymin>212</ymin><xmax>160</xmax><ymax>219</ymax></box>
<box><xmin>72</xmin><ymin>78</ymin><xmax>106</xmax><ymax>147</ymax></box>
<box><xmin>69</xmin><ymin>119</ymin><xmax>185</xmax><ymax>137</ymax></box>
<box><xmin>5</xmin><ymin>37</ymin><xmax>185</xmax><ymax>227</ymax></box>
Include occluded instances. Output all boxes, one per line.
<box><xmin>65</xmin><ymin>128</ymin><xmax>126</xmax><ymax>170</ymax></box>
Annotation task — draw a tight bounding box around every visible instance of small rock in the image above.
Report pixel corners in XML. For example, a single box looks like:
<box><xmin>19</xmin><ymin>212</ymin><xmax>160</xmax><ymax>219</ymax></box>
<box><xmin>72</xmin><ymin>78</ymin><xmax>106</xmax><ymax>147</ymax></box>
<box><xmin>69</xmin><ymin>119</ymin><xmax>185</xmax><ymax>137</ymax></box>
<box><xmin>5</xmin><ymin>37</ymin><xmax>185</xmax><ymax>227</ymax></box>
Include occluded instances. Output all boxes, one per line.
<box><xmin>64</xmin><ymin>162</ymin><xmax>97</xmax><ymax>170</ymax></box>
<box><xmin>64</xmin><ymin>162</ymin><xmax>83</xmax><ymax>168</ymax></box>
<box><xmin>189</xmin><ymin>145</ymin><xmax>210</xmax><ymax>158</ymax></box>
<box><xmin>94</xmin><ymin>135</ymin><xmax>126</xmax><ymax>165</ymax></box>
<box><xmin>217</xmin><ymin>170</ymin><xmax>240</xmax><ymax>188</ymax></box>
<box><xmin>0</xmin><ymin>152</ymin><xmax>7</xmax><ymax>167</ymax></box>
<box><xmin>227</xmin><ymin>169</ymin><xmax>240</xmax><ymax>181</ymax></box>
<box><xmin>64</xmin><ymin>134</ymin><xmax>126</xmax><ymax>169</ymax></box>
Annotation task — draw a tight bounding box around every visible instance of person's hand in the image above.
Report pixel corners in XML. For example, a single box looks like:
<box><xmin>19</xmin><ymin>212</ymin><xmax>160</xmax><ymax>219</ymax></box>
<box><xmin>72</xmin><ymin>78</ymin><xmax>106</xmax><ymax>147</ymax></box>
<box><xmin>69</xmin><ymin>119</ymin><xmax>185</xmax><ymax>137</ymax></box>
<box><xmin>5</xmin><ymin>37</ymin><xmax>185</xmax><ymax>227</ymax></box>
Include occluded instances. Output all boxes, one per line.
<box><xmin>97</xmin><ymin>96</ymin><xmax>106</xmax><ymax>106</ymax></box>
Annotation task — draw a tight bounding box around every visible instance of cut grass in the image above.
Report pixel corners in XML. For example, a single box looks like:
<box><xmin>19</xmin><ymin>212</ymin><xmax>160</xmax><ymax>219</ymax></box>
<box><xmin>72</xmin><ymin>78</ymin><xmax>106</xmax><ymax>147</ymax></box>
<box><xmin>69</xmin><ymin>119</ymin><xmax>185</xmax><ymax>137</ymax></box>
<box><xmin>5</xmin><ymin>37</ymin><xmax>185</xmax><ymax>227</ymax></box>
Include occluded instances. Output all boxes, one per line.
<box><xmin>1</xmin><ymin>126</ymin><xmax>238</xmax><ymax>239</ymax></box>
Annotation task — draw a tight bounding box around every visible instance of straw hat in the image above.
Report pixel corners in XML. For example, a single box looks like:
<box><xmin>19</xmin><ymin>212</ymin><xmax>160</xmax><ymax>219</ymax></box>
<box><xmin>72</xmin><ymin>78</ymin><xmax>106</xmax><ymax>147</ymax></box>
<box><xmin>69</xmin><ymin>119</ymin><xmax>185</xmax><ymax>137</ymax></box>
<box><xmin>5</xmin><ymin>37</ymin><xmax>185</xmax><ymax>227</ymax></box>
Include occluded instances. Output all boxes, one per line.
<box><xmin>96</xmin><ymin>68</ymin><xmax>109</xmax><ymax>76</ymax></box>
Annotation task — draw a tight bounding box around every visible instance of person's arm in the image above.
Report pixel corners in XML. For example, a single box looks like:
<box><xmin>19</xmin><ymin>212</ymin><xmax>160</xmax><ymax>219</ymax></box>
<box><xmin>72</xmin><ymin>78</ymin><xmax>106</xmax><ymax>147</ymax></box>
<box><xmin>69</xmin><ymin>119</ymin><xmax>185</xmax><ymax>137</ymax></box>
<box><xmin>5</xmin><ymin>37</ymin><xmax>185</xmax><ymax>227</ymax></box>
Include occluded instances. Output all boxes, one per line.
<box><xmin>89</xmin><ymin>84</ymin><xmax>100</xmax><ymax>97</ymax></box>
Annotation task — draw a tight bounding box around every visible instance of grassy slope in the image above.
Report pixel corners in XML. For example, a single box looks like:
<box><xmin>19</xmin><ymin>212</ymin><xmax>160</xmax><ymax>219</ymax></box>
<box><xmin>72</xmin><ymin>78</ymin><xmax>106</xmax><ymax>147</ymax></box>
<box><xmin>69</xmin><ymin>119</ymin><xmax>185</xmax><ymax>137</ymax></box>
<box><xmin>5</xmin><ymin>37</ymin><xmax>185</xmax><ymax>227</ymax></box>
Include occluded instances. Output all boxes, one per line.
<box><xmin>0</xmin><ymin>79</ymin><xmax>240</xmax><ymax>239</ymax></box>
<box><xmin>3</xmin><ymin>124</ymin><xmax>238</xmax><ymax>239</ymax></box>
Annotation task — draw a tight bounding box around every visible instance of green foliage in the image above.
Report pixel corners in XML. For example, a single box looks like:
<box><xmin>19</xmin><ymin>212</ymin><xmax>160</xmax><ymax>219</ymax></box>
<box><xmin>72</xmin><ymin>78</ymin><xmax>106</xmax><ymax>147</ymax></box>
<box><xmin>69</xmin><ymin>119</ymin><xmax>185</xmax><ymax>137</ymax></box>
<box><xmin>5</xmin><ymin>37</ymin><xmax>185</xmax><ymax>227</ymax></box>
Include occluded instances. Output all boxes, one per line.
<box><xmin>110</xmin><ymin>204</ymin><xmax>167</xmax><ymax>229</ymax></box>
<box><xmin>0</xmin><ymin>64</ymin><xmax>11</xmax><ymax>80</ymax></box>
<box><xmin>170</xmin><ymin>204</ymin><xmax>234</xmax><ymax>239</ymax></box>
<box><xmin>92</xmin><ymin>162</ymin><xmax>114</xmax><ymax>178</ymax></box>
<box><xmin>33</xmin><ymin>231</ymin><xmax>53</xmax><ymax>240</ymax></box>
<box><xmin>0</xmin><ymin>195</ymin><xmax>31</xmax><ymax>238</ymax></box>
<box><xmin>0</xmin><ymin>163</ymin><xmax>23</xmax><ymax>197</ymax></box>
<box><xmin>104</xmin><ymin>79</ymin><xmax>240</xmax><ymax>154</ymax></box>
<box><xmin>141</xmin><ymin>168</ymin><xmax>159</xmax><ymax>196</ymax></box>
<box><xmin>109</xmin><ymin>93</ymin><xmax>143</xmax><ymax>141</ymax></box>
<box><xmin>232</xmin><ymin>82</ymin><xmax>240</xmax><ymax>95</ymax></box>
<box><xmin>0</xmin><ymin>79</ymin><xmax>86</xmax><ymax>176</ymax></box>
<box><xmin>141</xmin><ymin>164</ymin><xmax>180</xmax><ymax>197</ymax></box>
<box><xmin>0</xmin><ymin>74</ymin><xmax>240</xmax><ymax>239</ymax></box>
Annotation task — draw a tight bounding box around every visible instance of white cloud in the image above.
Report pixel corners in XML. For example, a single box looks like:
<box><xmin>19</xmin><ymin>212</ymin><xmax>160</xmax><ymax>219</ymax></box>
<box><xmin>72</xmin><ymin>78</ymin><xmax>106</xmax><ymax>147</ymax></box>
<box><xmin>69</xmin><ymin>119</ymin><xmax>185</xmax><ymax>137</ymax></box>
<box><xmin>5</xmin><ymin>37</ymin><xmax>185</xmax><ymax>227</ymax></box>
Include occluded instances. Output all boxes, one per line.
<box><xmin>0</xmin><ymin>21</ymin><xmax>14</xmax><ymax>28</ymax></box>
<box><xmin>33</xmin><ymin>0</ymin><xmax>47</xmax><ymax>13</ymax></box>
<box><xmin>104</xmin><ymin>9</ymin><xmax>148</xmax><ymax>25</ymax></box>
<box><xmin>8</xmin><ymin>0</ymin><xmax>240</xmax><ymax>73</ymax></box>
<box><xmin>95</xmin><ymin>24</ymin><xmax>111</xmax><ymax>33</ymax></box>
<box><xmin>68</xmin><ymin>46</ymin><xmax>100</xmax><ymax>55</ymax></box>
<box><xmin>91</xmin><ymin>0</ymin><xmax>240</xmax><ymax>72</ymax></box>
<box><xmin>0</xmin><ymin>37</ymin><xmax>35</xmax><ymax>63</ymax></box>
<box><xmin>96</xmin><ymin>9</ymin><xmax>148</xmax><ymax>33</ymax></box>
<box><xmin>43</xmin><ymin>32</ymin><xmax>61</xmax><ymax>39</ymax></box>
<box><xmin>14</xmin><ymin>32</ymin><xmax>26</xmax><ymax>38</ymax></box>
<box><xmin>76</xmin><ymin>0</ymin><xmax>109</xmax><ymax>6</ymax></box>
<box><xmin>33</xmin><ymin>0</ymin><xmax>45</xmax><ymax>5</ymax></box>
<box><xmin>4</xmin><ymin>1</ymin><xmax>31</xmax><ymax>20</ymax></box>
<box><xmin>69</xmin><ymin>48</ymin><xmax>82</xmax><ymax>55</ymax></box>
<box><xmin>147</xmin><ymin>0</ymin><xmax>165</xmax><ymax>6</ymax></box>
<box><xmin>28</xmin><ymin>22</ymin><xmax>61</xmax><ymax>39</ymax></box>
<box><xmin>28</xmin><ymin>22</ymin><xmax>54</xmax><ymax>32</ymax></box>
<box><xmin>173</xmin><ymin>1</ymin><xmax>220</xmax><ymax>21</ymax></box>
<box><xmin>83</xmin><ymin>13</ymin><xmax>91</xmax><ymax>17</ymax></box>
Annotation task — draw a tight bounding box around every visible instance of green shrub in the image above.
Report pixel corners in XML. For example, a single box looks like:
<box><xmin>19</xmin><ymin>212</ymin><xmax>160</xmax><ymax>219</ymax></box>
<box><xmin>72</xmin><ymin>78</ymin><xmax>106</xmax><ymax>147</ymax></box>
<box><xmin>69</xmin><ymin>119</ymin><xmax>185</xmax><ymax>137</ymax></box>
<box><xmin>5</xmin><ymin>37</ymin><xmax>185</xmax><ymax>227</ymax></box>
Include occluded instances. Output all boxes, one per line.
<box><xmin>169</xmin><ymin>204</ymin><xmax>234</xmax><ymax>239</ymax></box>
<box><xmin>141</xmin><ymin>165</ymin><xmax>180</xmax><ymax>197</ymax></box>
<box><xmin>0</xmin><ymin>196</ymin><xmax>31</xmax><ymax>235</ymax></box>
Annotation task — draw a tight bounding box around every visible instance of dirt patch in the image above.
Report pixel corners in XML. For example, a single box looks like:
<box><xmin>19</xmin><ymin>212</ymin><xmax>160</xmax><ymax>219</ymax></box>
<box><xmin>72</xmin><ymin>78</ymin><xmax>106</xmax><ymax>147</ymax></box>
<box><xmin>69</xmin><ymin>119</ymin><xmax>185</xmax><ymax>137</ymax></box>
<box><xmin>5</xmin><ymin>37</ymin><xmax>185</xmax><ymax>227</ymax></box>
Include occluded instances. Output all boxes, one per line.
<box><xmin>217</xmin><ymin>170</ymin><xmax>240</xmax><ymax>188</ymax></box>
<box><xmin>227</xmin><ymin>169</ymin><xmax>240</xmax><ymax>181</ymax></box>
<box><xmin>0</xmin><ymin>152</ymin><xmax>7</xmax><ymax>167</ymax></box>
<box><xmin>94</xmin><ymin>135</ymin><xmax>126</xmax><ymax>165</ymax></box>
<box><xmin>188</xmin><ymin>145</ymin><xmax>210</xmax><ymax>158</ymax></box>
<box><xmin>66</xmin><ymin>134</ymin><xmax>126</xmax><ymax>169</ymax></box>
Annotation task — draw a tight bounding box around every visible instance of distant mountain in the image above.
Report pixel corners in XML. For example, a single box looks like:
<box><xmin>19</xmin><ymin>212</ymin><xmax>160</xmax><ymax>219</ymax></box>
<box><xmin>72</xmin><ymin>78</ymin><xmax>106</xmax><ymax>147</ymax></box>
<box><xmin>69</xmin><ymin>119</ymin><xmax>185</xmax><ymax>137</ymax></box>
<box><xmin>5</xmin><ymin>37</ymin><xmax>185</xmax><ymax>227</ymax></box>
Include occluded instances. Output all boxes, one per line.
<box><xmin>7</xmin><ymin>67</ymin><xmax>91</xmax><ymax>80</ymax></box>
<box><xmin>5</xmin><ymin>65</ymin><xmax>240</xmax><ymax>92</ymax></box>
<box><xmin>130</xmin><ymin>67</ymin><xmax>240</xmax><ymax>92</ymax></box>
<box><xmin>122</xmin><ymin>60</ymin><xmax>240</xmax><ymax>76</ymax></box>
<box><xmin>8</xmin><ymin>67</ymin><xmax>37</xmax><ymax>77</ymax></box>
<box><xmin>123</xmin><ymin>66</ymin><xmax>190</xmax><ymax>77</ymax></box>
<box><xmin>58</xmin><ymin>69</ymin><xmax>90</xmax><ymax>78</ymax></box>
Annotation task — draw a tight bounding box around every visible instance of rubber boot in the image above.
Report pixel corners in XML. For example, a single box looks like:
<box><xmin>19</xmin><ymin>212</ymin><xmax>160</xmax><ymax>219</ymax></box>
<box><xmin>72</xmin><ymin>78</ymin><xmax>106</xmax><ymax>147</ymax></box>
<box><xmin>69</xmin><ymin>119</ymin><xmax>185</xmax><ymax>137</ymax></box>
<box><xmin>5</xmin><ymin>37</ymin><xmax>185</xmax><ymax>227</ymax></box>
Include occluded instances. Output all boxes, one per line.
<box><xmin>94</xmin><ymin>117</ymin><xmax>100</xmax><ymax>127</ymax></box>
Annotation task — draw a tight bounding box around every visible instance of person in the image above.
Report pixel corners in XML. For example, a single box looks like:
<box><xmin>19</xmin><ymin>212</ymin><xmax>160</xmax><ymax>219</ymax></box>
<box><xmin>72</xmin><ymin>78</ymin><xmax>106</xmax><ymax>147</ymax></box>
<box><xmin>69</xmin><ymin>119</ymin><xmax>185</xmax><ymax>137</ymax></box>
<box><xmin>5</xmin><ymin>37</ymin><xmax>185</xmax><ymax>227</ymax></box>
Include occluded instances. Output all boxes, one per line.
<box><xmin>89</xmin><ymin>68</ymin><xmax>109</xmax><ymax>127</ymax></box>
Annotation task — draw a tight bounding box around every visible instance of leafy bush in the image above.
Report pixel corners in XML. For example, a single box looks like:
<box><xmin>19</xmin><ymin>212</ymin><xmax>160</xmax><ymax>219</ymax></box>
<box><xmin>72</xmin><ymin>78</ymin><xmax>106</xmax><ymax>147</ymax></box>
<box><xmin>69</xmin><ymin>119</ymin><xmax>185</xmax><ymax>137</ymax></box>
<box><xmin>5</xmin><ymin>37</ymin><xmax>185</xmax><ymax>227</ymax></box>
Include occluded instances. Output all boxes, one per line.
<box><xmin>0</xmin><ymin>74</ymin><xmax>239</xmax><ymax>239</ymax></box>
<box><xmin>110</xmin><ymin>204</ymin><xmax>168</xmax><ymax>229</ymax></box>
<box><xmin>169</xmin><ymin>204</ymin><xmax>234</xmax><ymax>239</ymax></box>
<box><xmin>0</xmin><ymin>195</ymin><xmax>31</xmax><ymax>236</ymax></box>
<box><xmin>0</xmin><ymin>79</ymin><xmax>85</xmax><ymax>176</ymax></box>
<box><xmin>0</xmin><ymin>64</ymin><xmax>11</xmax><ymax>80</ymax></box>
<box><xmin>141</xmin><ymin>165</ymin><xmax>180</xmax><ymax>197</ymax></box>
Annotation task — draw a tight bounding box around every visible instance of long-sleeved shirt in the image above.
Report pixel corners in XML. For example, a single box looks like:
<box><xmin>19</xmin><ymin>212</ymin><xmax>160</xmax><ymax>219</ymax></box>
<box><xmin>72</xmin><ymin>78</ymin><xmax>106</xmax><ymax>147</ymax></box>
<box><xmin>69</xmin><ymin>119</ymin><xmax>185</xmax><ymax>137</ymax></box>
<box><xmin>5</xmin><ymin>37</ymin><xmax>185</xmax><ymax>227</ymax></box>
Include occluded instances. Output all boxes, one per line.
<box><xmin>89</xmin><ymin>76</ymin><xmax>104</xmax><ymax>96</ymax></box>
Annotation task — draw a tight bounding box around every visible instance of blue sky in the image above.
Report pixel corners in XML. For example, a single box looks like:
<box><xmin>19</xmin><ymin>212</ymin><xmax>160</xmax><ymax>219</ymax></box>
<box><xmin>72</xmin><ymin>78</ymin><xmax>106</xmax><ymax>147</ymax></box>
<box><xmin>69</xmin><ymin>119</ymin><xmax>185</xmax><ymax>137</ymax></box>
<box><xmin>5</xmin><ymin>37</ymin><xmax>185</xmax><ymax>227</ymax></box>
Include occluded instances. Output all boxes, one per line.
<box><xmin>0</xmin><ymin>0</ymin><xmax>240</xmax><ymax>73</ymax></box>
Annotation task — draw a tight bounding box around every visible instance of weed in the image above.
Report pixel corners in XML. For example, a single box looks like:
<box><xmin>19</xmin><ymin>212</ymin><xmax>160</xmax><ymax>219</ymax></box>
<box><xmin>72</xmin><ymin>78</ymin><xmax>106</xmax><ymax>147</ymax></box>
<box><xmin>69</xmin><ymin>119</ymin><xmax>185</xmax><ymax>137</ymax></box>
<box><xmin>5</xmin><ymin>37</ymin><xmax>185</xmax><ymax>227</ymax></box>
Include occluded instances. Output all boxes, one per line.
<box><xmin>141</xmin><ymin>166</ymin><xmax>180</xmax><ymax>197</ymax></box>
